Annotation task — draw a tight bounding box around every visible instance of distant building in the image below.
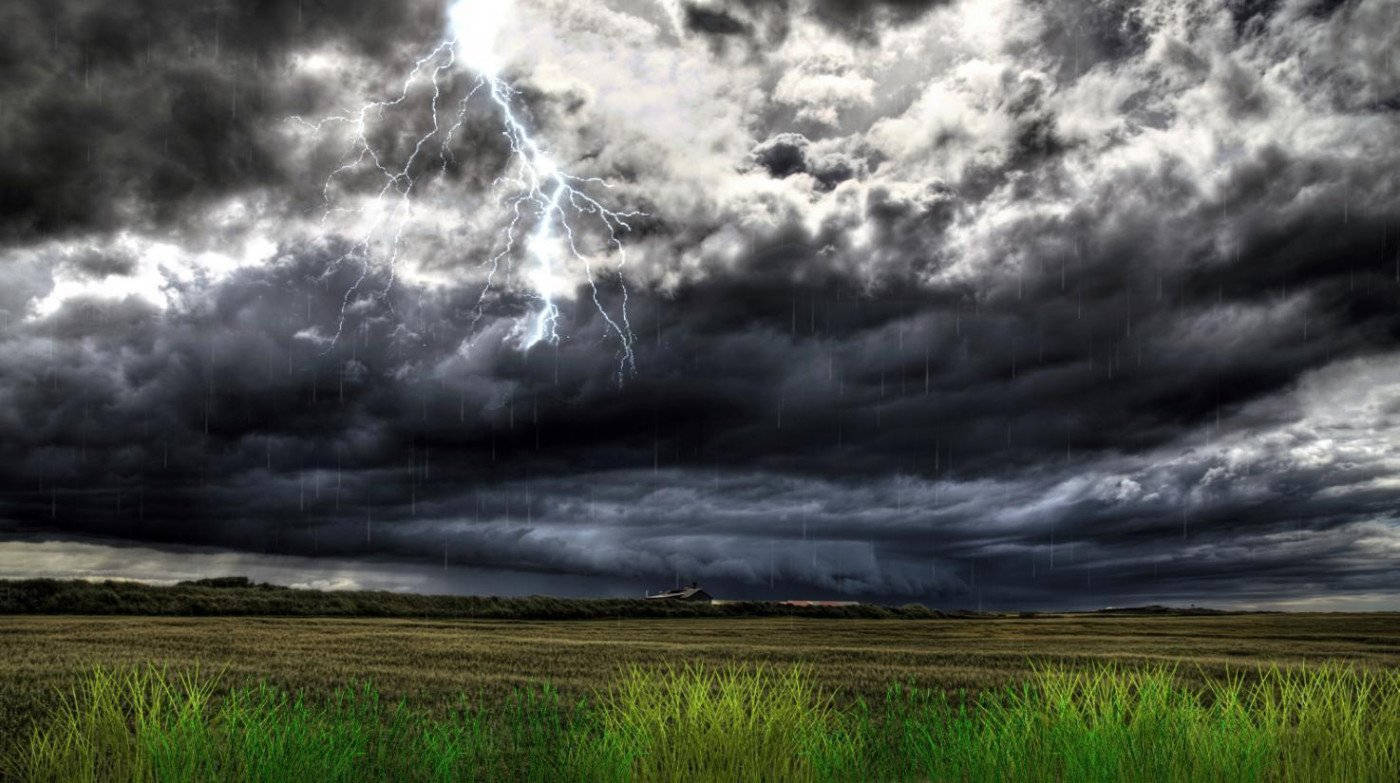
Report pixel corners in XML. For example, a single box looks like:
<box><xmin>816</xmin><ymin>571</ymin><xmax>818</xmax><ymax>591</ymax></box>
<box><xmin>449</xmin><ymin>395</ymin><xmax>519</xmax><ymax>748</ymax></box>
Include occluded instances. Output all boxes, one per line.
<box><xmin>646</xmin><ymin>582</ymin><xmax>712</xmax><ymax>601</ymax></box>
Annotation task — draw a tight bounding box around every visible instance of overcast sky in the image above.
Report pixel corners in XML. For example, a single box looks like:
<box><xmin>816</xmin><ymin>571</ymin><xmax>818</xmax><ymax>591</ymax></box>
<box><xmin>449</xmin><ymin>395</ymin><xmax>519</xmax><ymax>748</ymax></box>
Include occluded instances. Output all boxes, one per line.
<box><xmin>2</xmin><ymin>0</ymin><xmax>1398</xmax><ymax>609</ymax></box>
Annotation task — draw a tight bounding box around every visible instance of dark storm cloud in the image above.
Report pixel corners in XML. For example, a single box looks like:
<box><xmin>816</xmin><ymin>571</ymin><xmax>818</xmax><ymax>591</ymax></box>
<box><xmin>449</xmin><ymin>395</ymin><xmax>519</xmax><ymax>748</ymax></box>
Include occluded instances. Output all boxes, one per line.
<box><xmin>681</xmin><ymin>0</ymin><xmax>948</xmax><ymax>45</ymax></box>
<box><xmin>4</xmin><ymin>176</ymin><xmax>1397</xmax><ymax>604</ymax></box>
<box><xmin>60</xmin><ymin>243</ymin><xmax>139</xmax><ymax>278</ymax></box>
<box><xmin>1</xmin><ymin>0</ymin><xmax>1399</xmax><ymax>607</ymax></box>
<box><xmin>752</xmin><ymin>134</ymin><xmax>809</xmax><ymax>177</ymax></box>
<box><xmin>1026</xmin><ymin>0</ymin><xmax>1150</xmax><ymax>82</ymax></box>
<box><xmin>683</xmin><ymin>3</ymin><xmax>756</xmax><ymax>37</ymax></box>
<box><xmin>809</xmin><ymin>0</ymin><xmax>951</xmax><ymax>41</ymax></box>
<box><xmin>748</xmin><ymin>133</ymin><xmax>863</xmax><ymax>188</ymax></box>
<box><xmin>0</xmin><ymin>0</ymin><xmax>443</xmax><ymax>241</ymax></box>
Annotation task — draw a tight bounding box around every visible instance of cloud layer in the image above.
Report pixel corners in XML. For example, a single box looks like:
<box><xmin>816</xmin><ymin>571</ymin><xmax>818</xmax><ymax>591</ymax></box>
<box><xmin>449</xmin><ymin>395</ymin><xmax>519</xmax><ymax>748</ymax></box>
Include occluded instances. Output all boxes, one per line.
<box><xmin>2</xmin><ymin>0</ymin><xmax>1398</xmax><ymax>607</ymax></box>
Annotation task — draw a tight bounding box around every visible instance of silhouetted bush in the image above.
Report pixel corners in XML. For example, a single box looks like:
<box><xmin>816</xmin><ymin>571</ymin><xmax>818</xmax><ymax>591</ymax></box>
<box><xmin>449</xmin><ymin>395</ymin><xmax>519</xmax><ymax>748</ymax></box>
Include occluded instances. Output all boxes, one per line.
<box><xmin>176</xmin><ymin>576</ymin><xmax>255</xmax><ymax>589</ymax></box>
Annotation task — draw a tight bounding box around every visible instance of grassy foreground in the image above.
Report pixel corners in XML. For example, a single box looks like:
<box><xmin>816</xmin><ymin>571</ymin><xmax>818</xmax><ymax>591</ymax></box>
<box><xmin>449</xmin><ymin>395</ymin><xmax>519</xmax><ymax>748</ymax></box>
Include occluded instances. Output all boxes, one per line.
<box><xmin>5</xmin><ymin>613</ymin><xmax>1398</xmax><ymax>766</ymax></box>
<box><xmin>8</xmin><ymin>662</ymin><xmax>1399</xmax><ymax>782</ymax></box>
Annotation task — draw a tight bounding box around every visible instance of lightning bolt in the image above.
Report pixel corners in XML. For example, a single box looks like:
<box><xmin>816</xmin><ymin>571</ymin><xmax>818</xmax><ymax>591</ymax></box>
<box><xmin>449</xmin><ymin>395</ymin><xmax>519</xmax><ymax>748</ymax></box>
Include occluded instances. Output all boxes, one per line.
<box><xmin>294</xmin><ymin>0</ymin><xmax>640</xmax><ymax>377</ymax></box>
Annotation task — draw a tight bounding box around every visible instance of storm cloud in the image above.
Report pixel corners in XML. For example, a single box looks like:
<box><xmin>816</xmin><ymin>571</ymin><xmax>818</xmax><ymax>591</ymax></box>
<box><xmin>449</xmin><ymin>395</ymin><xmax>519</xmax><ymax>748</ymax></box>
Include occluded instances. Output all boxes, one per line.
<box><xmin>1</xmin><ymin>0</ymin><xmax>1398</xmax><ymax>608</ymax></box>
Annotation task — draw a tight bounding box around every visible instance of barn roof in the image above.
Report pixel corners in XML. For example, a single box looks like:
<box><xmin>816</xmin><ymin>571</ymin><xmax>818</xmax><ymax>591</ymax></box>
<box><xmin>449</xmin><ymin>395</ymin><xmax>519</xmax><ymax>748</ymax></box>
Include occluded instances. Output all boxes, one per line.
<box><xmin>646</xmin><ymin>585</ymin><xmax>710</xmax><ymax>600</ymax></box>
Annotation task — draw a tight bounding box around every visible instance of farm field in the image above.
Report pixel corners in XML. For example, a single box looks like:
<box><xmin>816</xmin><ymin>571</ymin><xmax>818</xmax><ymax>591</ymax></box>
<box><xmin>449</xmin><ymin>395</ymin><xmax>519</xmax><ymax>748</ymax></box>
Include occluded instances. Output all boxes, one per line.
<box><xmin>2</xmin><ymin>613</ymin><xmax>1398</xmax><ymax>781</ymax></box>
<box><xmin>3</xmin><ymin>613</ymin><xmax>1398</xmax><ymax>700</ymax></box>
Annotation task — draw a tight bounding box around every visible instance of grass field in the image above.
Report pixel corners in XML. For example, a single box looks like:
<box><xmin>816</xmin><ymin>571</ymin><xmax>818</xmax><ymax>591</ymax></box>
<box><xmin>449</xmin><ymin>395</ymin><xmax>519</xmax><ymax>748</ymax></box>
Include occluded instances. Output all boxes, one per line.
<box><xmin>2</xmin><ymin>614</ymin><xmax>1398</xmax><ymax>781</ymax></box>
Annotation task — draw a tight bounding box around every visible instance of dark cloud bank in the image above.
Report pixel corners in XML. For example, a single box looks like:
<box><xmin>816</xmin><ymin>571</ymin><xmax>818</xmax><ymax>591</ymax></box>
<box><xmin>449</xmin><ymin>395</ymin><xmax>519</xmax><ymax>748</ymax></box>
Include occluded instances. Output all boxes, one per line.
<box><xmin>1</xmin><ymin>0</ymin><xmax>1399</xmax><ymax>609</ymax></box>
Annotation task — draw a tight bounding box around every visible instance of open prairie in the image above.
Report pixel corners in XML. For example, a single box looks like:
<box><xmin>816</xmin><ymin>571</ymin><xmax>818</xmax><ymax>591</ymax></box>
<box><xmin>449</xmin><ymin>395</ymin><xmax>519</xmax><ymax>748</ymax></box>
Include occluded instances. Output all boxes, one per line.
<box><xmin>6</xmin><ymin>614</ymin><xmax>1400</xmax><ymax>694</ymax></box>
<box><xmin>3</xmin><ymin>613</ymin><xmax>1399</xmax><ymax>781</ymax></box>
<box><xmin>2</xmin><ymin>613</ymin><xmax>1397</xmax><ymax>732</ymax></box>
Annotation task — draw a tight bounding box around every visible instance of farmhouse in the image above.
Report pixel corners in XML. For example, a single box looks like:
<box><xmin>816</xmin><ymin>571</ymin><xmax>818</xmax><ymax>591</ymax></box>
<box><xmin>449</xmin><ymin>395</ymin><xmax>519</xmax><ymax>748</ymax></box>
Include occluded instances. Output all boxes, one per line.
<box><xmin>646</xmin><ymin>582</ymin><xmax>712</xmax><ymax>601</ymax></box>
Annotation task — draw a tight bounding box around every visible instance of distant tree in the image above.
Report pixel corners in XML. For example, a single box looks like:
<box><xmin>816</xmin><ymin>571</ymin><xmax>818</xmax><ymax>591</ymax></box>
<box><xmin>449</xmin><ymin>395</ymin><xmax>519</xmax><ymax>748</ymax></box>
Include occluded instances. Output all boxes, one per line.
<box><xmin>176</xmin><ymin>576</ymin><xmax>253</xmax><ymax>588</ymax></box>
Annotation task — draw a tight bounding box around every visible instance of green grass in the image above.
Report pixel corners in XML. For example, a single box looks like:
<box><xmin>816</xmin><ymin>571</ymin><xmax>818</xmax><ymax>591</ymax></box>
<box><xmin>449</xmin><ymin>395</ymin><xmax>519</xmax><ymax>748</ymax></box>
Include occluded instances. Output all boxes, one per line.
<box><xmin>7</xmin><ymin>662</ymin><xmax>1398</xmax><ymax>782</ymax></box>
<box><xmin>586</xmin><ymin>665</ymin><xmax>836</xmax><ymax>782</ymax></box>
